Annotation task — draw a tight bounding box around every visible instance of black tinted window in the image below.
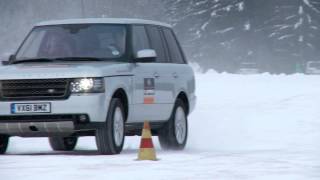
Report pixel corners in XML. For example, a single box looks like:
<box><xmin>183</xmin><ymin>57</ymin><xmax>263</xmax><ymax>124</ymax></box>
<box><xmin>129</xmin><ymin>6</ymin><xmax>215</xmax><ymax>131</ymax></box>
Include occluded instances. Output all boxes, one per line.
<box><xmin>146</xmin><ymin>26</ymin><xmax>167</xmax><ymax>62</ymax></box>
<box><xmin>163</xmin><ymin>28</ymin><xmax>185</xmax><ymax>64</ymax></box>
<box><xmin>132</xmin><ymin>25</ymin><xmax>150</xmax><ymax>53</ymax></box>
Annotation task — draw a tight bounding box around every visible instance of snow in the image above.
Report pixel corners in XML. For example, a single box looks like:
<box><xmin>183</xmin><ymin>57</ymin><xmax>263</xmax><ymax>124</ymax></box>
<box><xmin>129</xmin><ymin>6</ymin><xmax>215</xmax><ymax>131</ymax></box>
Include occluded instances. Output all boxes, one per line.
<box><xmin>299</xmin><ymin>35</ymin><xmax>304</xmax><ymax>42</ymax></box>
<box><xmin>285</xmin><ymin>15</ymin><xmax>296</xmax><ymax>20</ymax></box>
<box><xmin>193</xmin><ymin>10</ymin><xmax>207</xmax><ymax>15</ymax></box>
<box><xmin>237</xmin><ymin>2</ymin><xmax>244</xmax><ymax>11</ymax></box>
<box><xmin>1</xmin><ymin>73</ymin><xmax>320</xmax><ymax>179</ymax></box>
<box><xmin>201</xmin><ymin>21</ymin><xmax>209</xmax><ymax>31</ymax></box>
<box><xmin>269</xmin><ymin>32</ymin><xmax>277</xmax><ymax>38</ymax></box>
<box><xmin>216</xmin><ymin>27</ymin><xmax>234</xmax><ymax>34</ymax></box>
<box><xmin>307</xmin><ymin>14</ymin><xmax>312</xmax><ymax>23</ymax></box>
<box><xmin>311</xmin><ymin>26</ymin><xmax>318</xmax><ymax>30</ymax></box>
<box><xmin>299</xmin><ymin>6</ymin><xmax>304</xmax><ymax>15</ymax></box>
<box><xmin>244</xmin><ymin>21</ymin><xmax>251</xmax><ymax>31</ymax></box>
<box><xmin>224</xmin><ymin>5</ymin><xmax>232</xmax><ymax>12</ymax></box>
<box><xmin>278</xmin><ymin>34</ymin><xmax>294</xmax><ymax>40</ymax></box>
<box><xmin>294</xmin><ymin>18</ymin><xmax>303</xmax><ymax>29</ymax></box>
<box><xmin>195</xmin><ymin>1</ymin><xmax>207</xmax><ymax>6</ymax></box>
<box><xmin>303</xmin><ymin>0</ymin><xmax>312</xmax><ymax>7</ymax></box>
<box><xmin>303</xmin><ymin>0</ymin><xmax>320</xmax><ymax>13</ymax></box>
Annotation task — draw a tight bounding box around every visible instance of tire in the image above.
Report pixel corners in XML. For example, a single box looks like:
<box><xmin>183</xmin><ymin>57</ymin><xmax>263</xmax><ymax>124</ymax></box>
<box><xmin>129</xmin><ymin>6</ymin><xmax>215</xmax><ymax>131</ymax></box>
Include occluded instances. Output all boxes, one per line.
<box><xmin>49</xmin><ymin>136</ymin><xmax>78</xmax><ymax>151</ymax></box>
<box><xmin>0</xmin><ymin>135</ymin><xmax>9</xmax><ymax>154</ymax></box>
<box><xmin>158</xmin><ymin>99</ymin><xmax>188</xmax><ymax>150</ymax></box>
<box><xmin>95</xmin><ymin>98</ymin><xmax>125</xmax><ymax>155</ymax></box>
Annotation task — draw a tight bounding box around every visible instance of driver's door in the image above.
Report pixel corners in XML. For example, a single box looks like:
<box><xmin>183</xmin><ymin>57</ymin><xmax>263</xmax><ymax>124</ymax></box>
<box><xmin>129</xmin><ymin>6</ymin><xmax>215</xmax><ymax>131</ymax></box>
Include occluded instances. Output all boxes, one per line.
<box><xmin>130</xmin><ymin>25</ymin><xmax>174</xmax><ymax>122</ymax></box>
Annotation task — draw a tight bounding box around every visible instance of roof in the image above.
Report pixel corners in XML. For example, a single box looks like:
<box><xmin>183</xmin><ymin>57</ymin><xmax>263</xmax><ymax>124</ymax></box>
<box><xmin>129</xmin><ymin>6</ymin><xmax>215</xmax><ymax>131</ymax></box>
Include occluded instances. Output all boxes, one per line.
<box><xmin>36</xmin><ymin>18</ymin><xmax>172</xmax><ymax>28</ymax></box>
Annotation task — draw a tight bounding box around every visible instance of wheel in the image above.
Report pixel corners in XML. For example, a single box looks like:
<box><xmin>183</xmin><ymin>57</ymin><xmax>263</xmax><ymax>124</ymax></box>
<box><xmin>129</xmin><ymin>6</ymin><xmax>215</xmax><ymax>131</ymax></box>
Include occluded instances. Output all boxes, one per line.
<box><xmin>95</xmin><ymin>98</ymin><xmax>125</xmax><ymax>155</ymax></box>
<box><xmin>0</xmin><ymin>135</ymin><xmax>9</xmax><ymax>154</ymax></box>
<box><xmin>49</xmin><ymin>136</ymin><xmax>78</xmax><ymax>151</ymax></box>
<box><xmin>158</xmin><ymin>99</ymin><xmax>188</xmax><ymax>150</ymax></box>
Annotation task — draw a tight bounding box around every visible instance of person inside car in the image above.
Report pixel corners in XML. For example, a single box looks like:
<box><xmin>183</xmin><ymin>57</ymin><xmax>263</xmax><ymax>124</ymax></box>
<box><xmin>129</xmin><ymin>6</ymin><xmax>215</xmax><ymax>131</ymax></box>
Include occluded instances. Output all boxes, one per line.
<box><xmin>38</xmin><ymin>30</ymin><xmax>73</xmax><ymax>58</ymax></box>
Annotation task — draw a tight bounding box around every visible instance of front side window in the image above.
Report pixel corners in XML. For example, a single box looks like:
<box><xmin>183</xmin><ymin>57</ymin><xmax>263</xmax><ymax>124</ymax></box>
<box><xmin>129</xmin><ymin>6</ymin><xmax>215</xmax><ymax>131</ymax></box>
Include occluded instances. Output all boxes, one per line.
<box><xmin>132</xmin><ymin>25</ymin><xmax>150</xmax><ymax>53</ymax></box>
<box><xmin>16</xmin><ymin>24</ymin><xmax>127</xmax><ymax>62</ymax></box>
<box><xmin>146</xmin><ymin>26</ymin><xmax>167</xmax><ymax>63</ymax></box>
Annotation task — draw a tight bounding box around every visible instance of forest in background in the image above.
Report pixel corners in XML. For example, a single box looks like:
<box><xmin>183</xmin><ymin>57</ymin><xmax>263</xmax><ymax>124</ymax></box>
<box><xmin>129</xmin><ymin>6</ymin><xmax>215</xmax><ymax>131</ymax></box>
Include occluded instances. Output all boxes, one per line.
<box><xmin>0</xmin><ymin>0</ymin><xmax>319</xmax><ymax>74</ymax></box>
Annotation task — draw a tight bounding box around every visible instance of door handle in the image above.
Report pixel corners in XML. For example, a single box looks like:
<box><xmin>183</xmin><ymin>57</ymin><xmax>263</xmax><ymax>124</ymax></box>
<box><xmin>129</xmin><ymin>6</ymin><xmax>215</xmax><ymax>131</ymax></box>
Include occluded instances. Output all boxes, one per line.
<box><xmin>154</xmin><ymin>72</ymin><xmax>160</xmax><ymax>78</ymax></box>
<box><xmin>173</xmin><ymin>72</ymin><xmax>178</xmax><ymax>78</ymax></box>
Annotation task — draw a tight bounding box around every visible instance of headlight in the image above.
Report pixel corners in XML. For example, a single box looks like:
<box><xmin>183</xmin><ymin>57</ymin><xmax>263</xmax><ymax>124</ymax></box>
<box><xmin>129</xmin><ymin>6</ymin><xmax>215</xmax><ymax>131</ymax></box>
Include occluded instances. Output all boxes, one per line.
<box><xmin>70</xmin><ymin>78</ymin><xmax>105</xmax><ymax>93</ymax></box>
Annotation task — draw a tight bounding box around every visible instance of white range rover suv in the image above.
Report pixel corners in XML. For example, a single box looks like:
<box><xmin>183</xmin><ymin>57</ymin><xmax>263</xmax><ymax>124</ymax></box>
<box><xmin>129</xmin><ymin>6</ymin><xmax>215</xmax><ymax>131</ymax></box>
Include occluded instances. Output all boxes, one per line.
<box><xmin>0</xmin><ymin>18</ymin><xmax>196</xmax><ymax>155</ymax></box>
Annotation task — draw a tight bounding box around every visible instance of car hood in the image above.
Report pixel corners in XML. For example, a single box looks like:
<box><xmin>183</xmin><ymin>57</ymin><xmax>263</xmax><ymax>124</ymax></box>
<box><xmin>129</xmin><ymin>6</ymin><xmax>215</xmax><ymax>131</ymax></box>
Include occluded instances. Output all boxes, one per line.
<box><xmin>0</xmin><ymin>62</ymin><xmax>133</xmax><ymax>80</ymax></box>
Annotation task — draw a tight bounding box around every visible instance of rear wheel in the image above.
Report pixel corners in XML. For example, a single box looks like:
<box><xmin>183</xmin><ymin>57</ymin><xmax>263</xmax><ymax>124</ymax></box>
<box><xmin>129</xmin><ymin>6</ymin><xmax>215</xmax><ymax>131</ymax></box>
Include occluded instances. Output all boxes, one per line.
<box><xmin>0</xmin><ymin>135</ymin><xmax>9</xmax><ymax>154</ymax></box>
<box><xmin>95</xmin><ymin>98</ymin><xmax>125</xmax><ymax>155</ymax></box>
<box><xmin>49</xmin><ymin>136</ymin><xmax>78</xmax><ymax>151</ymax></box>
<box><xmin>158</xmin><ymin>99</ymin><xmax>188</xmax><ymax>150</ymax></box>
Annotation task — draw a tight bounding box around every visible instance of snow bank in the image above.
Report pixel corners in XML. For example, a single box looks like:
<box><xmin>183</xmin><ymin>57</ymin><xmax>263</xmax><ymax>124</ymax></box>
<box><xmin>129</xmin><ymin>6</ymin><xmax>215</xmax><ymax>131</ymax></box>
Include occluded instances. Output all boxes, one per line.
<box><xmin>189</xmin><ymin>73</ymin><xmax>320</xmax><ymax>152</ymax></box>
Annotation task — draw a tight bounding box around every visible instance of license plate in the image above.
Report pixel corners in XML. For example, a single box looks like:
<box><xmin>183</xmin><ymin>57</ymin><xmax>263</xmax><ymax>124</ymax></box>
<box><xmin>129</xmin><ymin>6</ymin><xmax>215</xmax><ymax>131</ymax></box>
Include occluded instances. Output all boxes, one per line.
<box><xmin>11</xmin><ymin>103</ymin><xmax>51</xmax><ymax>114</ymax></box>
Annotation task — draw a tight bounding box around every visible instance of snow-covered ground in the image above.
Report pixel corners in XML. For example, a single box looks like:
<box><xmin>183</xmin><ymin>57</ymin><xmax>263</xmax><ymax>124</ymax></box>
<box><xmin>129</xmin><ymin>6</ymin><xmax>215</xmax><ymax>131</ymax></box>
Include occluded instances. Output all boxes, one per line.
<box><xmin>1</xmin><ymin>73</ymin><xmax>320</xmax><ymax>180</ymax></box>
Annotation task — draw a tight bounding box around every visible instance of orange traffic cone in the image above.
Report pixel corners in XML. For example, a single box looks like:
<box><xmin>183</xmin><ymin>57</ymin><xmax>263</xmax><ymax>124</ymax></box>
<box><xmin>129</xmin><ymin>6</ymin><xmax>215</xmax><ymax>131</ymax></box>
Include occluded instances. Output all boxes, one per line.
<box><xmin>137</xmin><ymin>121</ymin><xmax>157</xmax><ymax>161</ymax></box>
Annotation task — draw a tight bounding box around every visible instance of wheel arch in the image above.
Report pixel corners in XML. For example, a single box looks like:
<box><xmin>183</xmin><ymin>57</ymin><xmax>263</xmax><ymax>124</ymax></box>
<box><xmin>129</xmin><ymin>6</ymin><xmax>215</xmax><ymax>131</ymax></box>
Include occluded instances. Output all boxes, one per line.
<box><xmin>111</xmin><ymin>88</ymin><xmax>129</xmax><ymax>121</ymax></box>
<box><xmin>176</xmin><ymin>91</ymin><xmax>190</xmax><ymax>115</ymax></box>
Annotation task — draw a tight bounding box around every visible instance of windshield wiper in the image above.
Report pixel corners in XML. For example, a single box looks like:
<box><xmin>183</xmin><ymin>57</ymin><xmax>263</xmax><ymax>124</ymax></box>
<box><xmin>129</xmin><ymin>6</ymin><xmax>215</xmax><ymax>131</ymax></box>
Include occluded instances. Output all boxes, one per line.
<box><xmin>54</xmin><ymin>57</ymin><xmax>105</xmax><ymax>61</ymax></box>
<box><xmin>12</xmin><ymin>58</ymin><xmax>56</xmax><ymax>64</ymax></box>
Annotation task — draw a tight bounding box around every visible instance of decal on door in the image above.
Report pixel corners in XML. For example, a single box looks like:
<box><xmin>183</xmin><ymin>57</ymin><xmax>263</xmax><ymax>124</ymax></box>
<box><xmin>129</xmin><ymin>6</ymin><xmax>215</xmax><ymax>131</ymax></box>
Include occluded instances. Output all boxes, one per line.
<box><xmin>144</xmin><ymin>78</ymin><xmax>155</xmax><ymax>104</ymax></box>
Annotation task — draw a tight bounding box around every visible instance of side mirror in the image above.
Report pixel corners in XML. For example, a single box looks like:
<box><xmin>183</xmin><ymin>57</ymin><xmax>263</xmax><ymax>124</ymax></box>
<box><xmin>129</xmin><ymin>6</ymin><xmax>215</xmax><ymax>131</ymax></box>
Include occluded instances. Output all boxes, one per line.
<box><xmin>9</xmin><ymin>54</ymin><xmax>16</xmax><ymax>62</ymax></box>
<box><xmin>134</xmin><ymin>49</ymin><xmax>157</xmax><ymax>63</ymax></box>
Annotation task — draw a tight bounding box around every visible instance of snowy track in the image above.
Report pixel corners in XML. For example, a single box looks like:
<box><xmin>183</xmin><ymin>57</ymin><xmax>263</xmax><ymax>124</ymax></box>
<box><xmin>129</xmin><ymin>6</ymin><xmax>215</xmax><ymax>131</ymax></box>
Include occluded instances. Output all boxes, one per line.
<box><xmin>1</xmin><ymin>73</ymin><xmax>320</xmax><ymax>180</ymax></box>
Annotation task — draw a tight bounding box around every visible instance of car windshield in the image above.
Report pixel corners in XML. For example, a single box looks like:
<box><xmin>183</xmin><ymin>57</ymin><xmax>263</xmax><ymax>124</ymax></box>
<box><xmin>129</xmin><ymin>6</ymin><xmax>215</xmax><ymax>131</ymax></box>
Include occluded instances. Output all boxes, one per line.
<box><xmin>15</xmin><ymin>24</ymin><xmax>127</xmax><ymax>62</ymax></box>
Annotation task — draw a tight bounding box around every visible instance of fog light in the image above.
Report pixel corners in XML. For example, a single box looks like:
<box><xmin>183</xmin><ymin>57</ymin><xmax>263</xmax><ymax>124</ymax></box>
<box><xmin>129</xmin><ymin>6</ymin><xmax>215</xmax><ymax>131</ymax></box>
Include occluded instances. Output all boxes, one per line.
<box><xmin>79</xmin><ymin>115</ymin><xmax>88</xmax><ymax>123</ymax></box>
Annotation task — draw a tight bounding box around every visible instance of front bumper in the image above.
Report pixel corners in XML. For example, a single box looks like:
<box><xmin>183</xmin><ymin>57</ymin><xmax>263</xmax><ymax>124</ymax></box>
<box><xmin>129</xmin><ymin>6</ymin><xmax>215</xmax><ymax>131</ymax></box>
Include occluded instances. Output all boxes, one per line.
<box><xmin>0</xmin><ymin>121</ymin><xmax>74</xmax><ymax>137</ymax></box>
<box><xmin>0</xmin><ymin>94</ymin><xmax>109</xmax><ymax>136</ymax></box>
<box><xmin>0</xmin><ymin>94</ymin><xmax>108</xmax><ymax>121</ymax></box>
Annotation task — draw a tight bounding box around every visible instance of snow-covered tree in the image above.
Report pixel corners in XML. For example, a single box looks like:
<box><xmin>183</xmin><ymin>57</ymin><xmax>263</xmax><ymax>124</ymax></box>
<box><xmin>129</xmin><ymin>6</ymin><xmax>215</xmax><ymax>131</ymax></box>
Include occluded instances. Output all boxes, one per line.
<box><xmin>263</xmin><ymin>0</ymin><xmax>320</xmax><ymax>72</ymax></box>
<box><xmin>166</xmin><ymin>0</ymin><xmax>320</xmax><ymax>73</ymax></box>
<box><xmin>165</xmin><ymin>0</ymin><xmax>255</xmax><ymax>72</ymax></box>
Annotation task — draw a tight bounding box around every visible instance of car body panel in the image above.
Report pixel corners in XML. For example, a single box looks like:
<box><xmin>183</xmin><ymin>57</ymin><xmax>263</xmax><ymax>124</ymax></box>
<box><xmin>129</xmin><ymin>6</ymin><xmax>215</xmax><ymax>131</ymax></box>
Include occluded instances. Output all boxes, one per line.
<box><xmin>0</xmin><ymin>18</ymin><xmax>196</xmax><ymax>137</ymax></box>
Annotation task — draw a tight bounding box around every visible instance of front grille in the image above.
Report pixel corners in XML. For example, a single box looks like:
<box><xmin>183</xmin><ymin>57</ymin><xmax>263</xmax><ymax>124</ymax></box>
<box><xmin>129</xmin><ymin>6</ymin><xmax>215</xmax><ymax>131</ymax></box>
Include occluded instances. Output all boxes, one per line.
<box><xmin>0</xmin><ymin>79</ymin><xmax>70</xmax><ymax>101</ymax></box>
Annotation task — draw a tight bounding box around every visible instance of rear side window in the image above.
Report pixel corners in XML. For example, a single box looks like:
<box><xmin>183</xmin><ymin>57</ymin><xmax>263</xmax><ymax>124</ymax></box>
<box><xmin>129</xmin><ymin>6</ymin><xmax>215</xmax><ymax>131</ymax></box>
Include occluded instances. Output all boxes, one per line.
<box><xmin>163</xmin><ymin>28</ymin><xmax>185</xmax><ymax>64</ymax></box>
<box><xmin>132</xmin><ymin>25</ymin><xmax>150</xmax><ymax>53</ymax></box>
<box><xmin>146</xmin><ymin>26</ymin><xmax>167</xmax><ymax>63</ymax></box>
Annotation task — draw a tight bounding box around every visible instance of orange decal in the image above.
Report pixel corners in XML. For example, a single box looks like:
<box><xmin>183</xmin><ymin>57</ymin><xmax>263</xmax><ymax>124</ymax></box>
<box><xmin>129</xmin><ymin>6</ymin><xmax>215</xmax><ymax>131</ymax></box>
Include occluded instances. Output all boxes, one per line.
<box><xmin>144</xmin><ymin>97</ymin><xmax>154</xmax><ymax>104</ymax></box>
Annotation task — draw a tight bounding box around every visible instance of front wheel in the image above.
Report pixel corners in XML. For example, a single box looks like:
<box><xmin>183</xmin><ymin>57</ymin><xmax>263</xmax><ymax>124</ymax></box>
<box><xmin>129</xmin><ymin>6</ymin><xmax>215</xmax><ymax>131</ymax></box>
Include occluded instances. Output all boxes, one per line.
<box><xmin>158</xmin><ymin>99</ymin><xmax>188</xmax><ymax>150</ymax></box>
<box><xmin>49</xmin><ymin>136</ymin><xmax>78</xmax><ymax>151</ymax></box>
<box><xmin>95</xmin><ymin>98</ymin><xmax>125</xmax><ymax>155</ymax></box>
<box><xmin>0</xmin><ymin>135</ymin><xmax>9</xmax><ymax>154</ymax></box>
